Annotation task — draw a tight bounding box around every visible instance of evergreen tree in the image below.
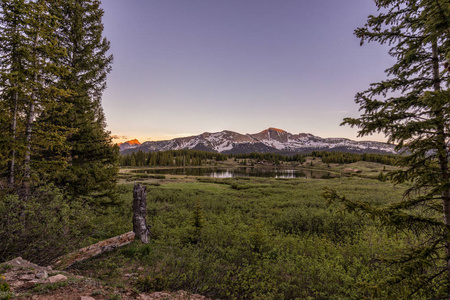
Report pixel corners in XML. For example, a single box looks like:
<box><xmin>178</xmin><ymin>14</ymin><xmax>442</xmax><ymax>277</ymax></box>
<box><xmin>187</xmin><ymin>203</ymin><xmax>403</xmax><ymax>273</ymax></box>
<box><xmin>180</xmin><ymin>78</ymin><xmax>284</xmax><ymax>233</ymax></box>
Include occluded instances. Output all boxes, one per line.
<box><xmin>49</xmin><ymin>0</ymin><xmax>118</xmax><ymax>207</ymax></box>
<box><xmin>0</xmin><ymin>0</ymin><xmax>28</xmax><ymax>186</ymax></box>
<box><xmin>325</xmin><ymin>0</ymin><xmax>450</xmax><ymax>298</ymax></box>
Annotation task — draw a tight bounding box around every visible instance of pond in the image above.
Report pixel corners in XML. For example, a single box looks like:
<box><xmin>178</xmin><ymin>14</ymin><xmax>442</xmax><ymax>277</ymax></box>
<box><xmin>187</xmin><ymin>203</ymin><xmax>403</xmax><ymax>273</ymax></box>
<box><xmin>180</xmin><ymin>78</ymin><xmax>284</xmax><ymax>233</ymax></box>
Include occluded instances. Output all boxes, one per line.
<box><xmin>133</xmin><ymin>167</ymin><xmax>338</xmax><ymax>179</ymax></box>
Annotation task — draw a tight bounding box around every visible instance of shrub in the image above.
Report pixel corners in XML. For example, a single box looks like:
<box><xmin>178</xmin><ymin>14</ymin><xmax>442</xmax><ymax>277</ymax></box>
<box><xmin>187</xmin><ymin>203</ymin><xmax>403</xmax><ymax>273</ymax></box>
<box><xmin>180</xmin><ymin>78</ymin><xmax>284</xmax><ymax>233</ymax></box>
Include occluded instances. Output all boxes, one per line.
<box><xmin>0</xmin><ymin>275</ymin><xmax>9</xmax><ymax>292</ymax></box>
<box><xmin>0</xmin><ymin>184</ymin><xmax>96</xmax><ymax>265</ymax></box>
<box><xmin>0</xmin><ymin>291</ymin><xmax>14</xmax><ymax>300</ymax></box>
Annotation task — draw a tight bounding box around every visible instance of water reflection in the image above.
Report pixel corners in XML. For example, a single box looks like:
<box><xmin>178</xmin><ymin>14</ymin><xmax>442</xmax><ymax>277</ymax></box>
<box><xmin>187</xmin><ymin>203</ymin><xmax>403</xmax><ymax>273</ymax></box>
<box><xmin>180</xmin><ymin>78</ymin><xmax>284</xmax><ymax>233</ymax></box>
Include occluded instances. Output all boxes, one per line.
<box><xmin>133</xmin><ymin>167</ymin><xmax>337</xmax><ymax>179</ymax></box>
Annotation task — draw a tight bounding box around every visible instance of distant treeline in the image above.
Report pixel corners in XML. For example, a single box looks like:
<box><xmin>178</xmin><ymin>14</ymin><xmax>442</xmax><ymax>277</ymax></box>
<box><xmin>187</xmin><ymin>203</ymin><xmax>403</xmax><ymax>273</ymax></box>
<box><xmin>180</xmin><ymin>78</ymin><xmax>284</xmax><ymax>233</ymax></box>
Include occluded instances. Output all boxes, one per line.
<box><xmin>120</xmin><ymin>150</ymin><xmax>398</xmax><ymax>167</ymax></box>
<box><xmin>231</xmin><ymin>152</ymin><xmax>306</xmax><ymax>164</ymax></box>
<box><xmin>311</xmin><ymin>151</ymin><xmax>398</xmax><ymax>165</ymax></box>
<box><xmin>120</xmin><ymin>150</ymin><xmax>228</xmax><ymax>167</ymax></box>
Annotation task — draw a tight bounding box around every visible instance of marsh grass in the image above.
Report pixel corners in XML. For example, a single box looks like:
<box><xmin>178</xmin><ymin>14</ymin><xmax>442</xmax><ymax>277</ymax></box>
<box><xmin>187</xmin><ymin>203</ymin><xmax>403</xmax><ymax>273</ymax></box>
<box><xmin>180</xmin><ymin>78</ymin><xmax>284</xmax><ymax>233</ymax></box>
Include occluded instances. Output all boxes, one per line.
<box><xmin>74</xmin><ymin>175</ymin><xmax>413</xmax><ymax>299</ymax></box>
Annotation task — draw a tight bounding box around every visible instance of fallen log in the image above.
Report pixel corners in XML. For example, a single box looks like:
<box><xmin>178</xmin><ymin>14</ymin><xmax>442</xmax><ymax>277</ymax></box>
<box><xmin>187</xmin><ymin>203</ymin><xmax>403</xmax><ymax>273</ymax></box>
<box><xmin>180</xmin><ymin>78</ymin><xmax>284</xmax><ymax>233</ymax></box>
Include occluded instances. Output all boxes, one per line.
<box><xmin>53</xmin><ymin>231</ymin><xmax>135</xmax><ymax>269</ymax></box>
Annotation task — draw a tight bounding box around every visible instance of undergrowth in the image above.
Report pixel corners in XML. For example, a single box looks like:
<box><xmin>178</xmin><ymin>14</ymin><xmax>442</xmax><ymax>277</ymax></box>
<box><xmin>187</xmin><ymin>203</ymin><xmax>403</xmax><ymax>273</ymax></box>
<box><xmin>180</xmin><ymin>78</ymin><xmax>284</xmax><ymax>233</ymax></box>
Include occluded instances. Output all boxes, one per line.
<box><xmin>73</xmin><ymin>176</ymin><xmax>414</xmax><ymax>299</ymax></box>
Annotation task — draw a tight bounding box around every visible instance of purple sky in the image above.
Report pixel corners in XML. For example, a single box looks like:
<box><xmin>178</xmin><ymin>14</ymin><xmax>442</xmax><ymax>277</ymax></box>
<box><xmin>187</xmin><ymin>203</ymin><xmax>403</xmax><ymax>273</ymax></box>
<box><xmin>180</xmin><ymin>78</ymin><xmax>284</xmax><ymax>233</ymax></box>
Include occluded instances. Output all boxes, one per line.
<box><xmin>100</xmin><ymin>0</ymin><xmax>393</xmax><ymax>143</ymax></box>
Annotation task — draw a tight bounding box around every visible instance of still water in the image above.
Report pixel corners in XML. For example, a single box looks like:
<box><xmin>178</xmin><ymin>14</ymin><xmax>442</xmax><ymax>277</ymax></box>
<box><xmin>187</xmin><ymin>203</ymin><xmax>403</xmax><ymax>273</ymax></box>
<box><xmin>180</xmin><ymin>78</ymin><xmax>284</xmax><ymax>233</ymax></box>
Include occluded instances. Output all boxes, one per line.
<box><xmin>134</xmin><ymin>167</ymin><xmax>337</xmax><ymax>179</ymax></box>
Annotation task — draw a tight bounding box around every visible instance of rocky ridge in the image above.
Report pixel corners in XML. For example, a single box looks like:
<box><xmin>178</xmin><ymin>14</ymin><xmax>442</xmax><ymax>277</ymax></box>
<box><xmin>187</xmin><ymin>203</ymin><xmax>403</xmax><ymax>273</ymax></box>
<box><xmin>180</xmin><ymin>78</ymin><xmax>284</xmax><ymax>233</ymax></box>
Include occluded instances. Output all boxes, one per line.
<box><xmin>119</xmin><ymin>127</ymin><xmax>396</xmax><ymax>155</ymax></box>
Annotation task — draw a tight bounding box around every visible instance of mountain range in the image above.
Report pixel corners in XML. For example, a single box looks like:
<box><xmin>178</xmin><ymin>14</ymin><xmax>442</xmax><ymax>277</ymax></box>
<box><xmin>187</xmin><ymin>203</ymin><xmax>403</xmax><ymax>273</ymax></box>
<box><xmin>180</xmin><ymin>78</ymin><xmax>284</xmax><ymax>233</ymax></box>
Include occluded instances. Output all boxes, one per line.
<box><xmin>119</xmin><ymin>128</ymin><xmax>396</xmax><ymax>155</ymax></box>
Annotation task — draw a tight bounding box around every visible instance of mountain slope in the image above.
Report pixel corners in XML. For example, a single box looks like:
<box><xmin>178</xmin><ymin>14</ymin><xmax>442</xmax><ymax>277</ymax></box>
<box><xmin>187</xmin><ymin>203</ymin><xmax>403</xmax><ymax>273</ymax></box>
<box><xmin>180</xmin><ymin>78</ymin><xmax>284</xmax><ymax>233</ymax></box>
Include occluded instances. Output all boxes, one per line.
<box><xmin>120</xmin><ymin>128</ymin><xmax>396</xmax><ymax>154</ymax></box>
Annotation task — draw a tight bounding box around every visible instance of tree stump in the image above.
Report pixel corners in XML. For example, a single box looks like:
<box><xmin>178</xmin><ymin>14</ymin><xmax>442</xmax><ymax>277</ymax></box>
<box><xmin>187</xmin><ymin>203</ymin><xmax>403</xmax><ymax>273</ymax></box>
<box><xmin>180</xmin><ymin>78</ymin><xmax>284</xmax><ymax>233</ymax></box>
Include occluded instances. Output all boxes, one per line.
<box><xmin>133</xmin><ymin>183</ymin><xmax>150</xmax><ymax>243</ymax></box>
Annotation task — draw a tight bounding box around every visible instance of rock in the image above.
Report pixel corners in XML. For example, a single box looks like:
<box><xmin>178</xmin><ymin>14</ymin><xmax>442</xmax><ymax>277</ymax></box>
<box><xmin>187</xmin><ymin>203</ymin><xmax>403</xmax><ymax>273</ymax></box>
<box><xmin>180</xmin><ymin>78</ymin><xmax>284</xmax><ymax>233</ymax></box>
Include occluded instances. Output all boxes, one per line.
<box><xmin>4</xmin><ymin>257</ymin><xmax>41</xmax><ymax>269</ymax></box>
<box><xmin>9</xmin><ymin>280</ymin><xmax>25</xmax><ymax>288</ymax></box>
<box><xmin>4</xmin><ymin>272</ymin><xmax>17</xmax><ymax>281</ymax></box>
<box><xmin>19</xmin><ymin>274</ymin><xmax>36</xmax><ymax>281</ymax></box>
<box><xmin>80</xmin><ymin>297</ymin><xmax>96</xmax><ymax>300</ymax></box>
<box><xmin>36</xmin><ymin>270</ymin><xmax>48</xmax><ymax>279</ymax></box>
<box><xmin>148</xmin><ymin>292</ymin><xmax>172</xmax><ymax>299</ymax></box>
<box><xmin>46</xmin><ymin>266</ymin><xmax>52</xmax><ymax>272</ymax></box>
<box><xmin>47</xmin><ymin>274</ymin><xmax>68</xmax><ymax>283</ymax></box>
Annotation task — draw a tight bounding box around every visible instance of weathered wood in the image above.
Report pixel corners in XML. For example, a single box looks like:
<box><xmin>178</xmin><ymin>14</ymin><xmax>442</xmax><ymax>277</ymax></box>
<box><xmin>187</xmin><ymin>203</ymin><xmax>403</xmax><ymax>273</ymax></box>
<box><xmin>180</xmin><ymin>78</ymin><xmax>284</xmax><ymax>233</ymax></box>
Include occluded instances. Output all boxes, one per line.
<box><xmin>133</xmin><ymin>183</ymin><xmax>150</xmax><ymax>243</ymax></box>
<box><xmin>53</xmin><ymin>231</ymin><xmax>135</xmax><ymax>269</ymax></box>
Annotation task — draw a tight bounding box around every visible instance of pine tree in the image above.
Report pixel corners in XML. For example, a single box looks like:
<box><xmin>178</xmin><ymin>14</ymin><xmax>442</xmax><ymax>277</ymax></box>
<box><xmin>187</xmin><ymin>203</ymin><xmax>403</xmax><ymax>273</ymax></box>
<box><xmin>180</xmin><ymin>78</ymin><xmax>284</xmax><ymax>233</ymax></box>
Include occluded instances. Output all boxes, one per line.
<box><xmin>325</xmin><ymin>0</ymin><xmax>450</xmax><ymax>298</ymax></box>
<box><xmin>0</xmin><ymin>0</ymin><xmax>28</xmax><ymax>186</ymax></box>
<box><xmin>48</xmin><ymin>0</ymin><xmax>118</xmax><ymax>207</ymax></box>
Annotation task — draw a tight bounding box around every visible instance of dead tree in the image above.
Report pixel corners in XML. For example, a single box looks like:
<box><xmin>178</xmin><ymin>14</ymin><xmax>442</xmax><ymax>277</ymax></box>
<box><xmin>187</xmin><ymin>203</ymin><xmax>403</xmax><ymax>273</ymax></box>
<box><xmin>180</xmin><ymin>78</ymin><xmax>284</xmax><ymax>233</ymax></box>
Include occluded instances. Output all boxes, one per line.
<box><xmin>53</xmin><ymin>231</ymin><xmax>135</xmax><ymax>269</ymax></box>
<box><xmin>133</xmin><ymin>183</ymin><xmax>150</xmax><ymax>243</ymax></box>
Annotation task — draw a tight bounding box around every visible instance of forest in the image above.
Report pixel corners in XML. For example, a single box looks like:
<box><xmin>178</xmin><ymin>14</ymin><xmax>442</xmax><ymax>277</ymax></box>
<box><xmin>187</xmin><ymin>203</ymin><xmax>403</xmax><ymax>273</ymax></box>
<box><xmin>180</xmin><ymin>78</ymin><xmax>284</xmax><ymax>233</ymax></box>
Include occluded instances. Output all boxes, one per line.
<box><xmin>119</xmin><ymin>149</ymin><xmax>398</xmax><ymax>167</ymax></box>
<box><xmin>0</xmin><ymin>0</ymin><xmax>118</xmax><ymax>264</ymax></box>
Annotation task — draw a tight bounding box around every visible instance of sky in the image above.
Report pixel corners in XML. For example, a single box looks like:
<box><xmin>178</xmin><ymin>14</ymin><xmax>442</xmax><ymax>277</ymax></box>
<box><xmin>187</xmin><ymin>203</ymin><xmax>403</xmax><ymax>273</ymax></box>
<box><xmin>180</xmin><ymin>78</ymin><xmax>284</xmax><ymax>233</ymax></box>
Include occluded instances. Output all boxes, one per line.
<box><xmin>100</xmin><ymin>0</ymin><xmax>394</xmax><ymax>143</ymax></box>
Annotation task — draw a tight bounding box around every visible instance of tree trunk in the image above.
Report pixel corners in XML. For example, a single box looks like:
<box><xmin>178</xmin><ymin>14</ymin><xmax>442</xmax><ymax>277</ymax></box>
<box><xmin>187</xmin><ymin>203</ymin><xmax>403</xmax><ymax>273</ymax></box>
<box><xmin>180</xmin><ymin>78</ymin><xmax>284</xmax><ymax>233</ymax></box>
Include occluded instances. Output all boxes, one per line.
<box><xmin>24</xmin><ymin>27</ymin><xmax>40</xmax><ymax>200</ymax></box>
<box><xmin>9</xmin><ymin>91</ymin><xmax>18</xmax><ymax>186</ymax></box>
<box><xmin>9</xmin><ymin>13</ymin><xmax>19</xmax><ymax>187</ymax></box>
<box><xmin>53</xmin><ymin>231</ymin><xmax>135</xmax><ymax>269</ymax></box>
<box><xmin>432</xmin><ymin>40</ymin><xmax>450</xmax><ymax>297</ymax></box>
<box><xmin>133</xmin><ymin>183</ymin><xmax>150</xmax><ymax>243</ymax></box>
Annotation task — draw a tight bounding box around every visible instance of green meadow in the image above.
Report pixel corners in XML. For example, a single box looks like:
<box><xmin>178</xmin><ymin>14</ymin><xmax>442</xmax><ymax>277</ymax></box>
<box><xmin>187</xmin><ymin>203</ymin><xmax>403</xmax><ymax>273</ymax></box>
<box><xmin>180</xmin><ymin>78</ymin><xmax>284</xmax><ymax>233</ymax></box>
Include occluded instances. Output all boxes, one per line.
<box><xmin>74</xmin><ymin>164</ymin><xmax>415</xmax><ymax>300</ymax></box>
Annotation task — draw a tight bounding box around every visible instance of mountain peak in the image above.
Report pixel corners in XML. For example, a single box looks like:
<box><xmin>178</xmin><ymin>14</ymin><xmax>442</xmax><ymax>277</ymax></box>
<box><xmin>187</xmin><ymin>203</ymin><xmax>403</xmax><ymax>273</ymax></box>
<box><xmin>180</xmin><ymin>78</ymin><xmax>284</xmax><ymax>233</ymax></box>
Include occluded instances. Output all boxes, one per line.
<box><xmin>126</xmin><ymin>139</ymin><xmax>141</xmax><ymax>145</ymax></box>
<box><xmin>118</xmin><ymin>139</ymin><xmax>141</xmax><ymax>150</ymax></box>
<box><xmin>258</xmin><ymin>127</ymin><xmax>287</xmax><ymax>135</ymax></box>
<box><xmin>250</xmin><ymin>128</ymin><xmax>289</xmax><ymax>145</ymax></box>
<box><xmin>268</xmin><ymin>127</ymin><xmax>286</xmax><ymax>133</ymax></box>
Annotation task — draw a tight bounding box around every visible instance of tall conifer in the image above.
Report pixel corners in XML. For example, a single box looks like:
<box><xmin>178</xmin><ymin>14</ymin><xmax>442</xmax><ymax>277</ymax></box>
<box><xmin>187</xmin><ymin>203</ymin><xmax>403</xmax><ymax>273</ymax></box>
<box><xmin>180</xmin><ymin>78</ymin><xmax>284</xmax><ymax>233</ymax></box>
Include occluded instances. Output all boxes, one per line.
<box><xmin>49</xmin><ymin>0</ymin><xmax>118</xmax><ymax>206</ymax></box>
<box><xmin>0</xmin><ymin>0</ymin><xmax>29</xmax><ymax>186</ymax></box>
<box><xmin>325</xmin><ymin>0</ymin><xmax>450</xmax><ymax>298</ymax></box>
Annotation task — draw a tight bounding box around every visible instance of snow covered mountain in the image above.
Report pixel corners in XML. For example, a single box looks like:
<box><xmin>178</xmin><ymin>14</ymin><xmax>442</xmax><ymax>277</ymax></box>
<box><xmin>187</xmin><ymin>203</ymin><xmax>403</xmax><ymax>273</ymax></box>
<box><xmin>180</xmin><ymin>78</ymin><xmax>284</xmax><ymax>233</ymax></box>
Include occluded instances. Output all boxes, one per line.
<box><xmin>120</xmin><ymin>128</ymin><xmax>396</xmax><ymax>155</ymax></box>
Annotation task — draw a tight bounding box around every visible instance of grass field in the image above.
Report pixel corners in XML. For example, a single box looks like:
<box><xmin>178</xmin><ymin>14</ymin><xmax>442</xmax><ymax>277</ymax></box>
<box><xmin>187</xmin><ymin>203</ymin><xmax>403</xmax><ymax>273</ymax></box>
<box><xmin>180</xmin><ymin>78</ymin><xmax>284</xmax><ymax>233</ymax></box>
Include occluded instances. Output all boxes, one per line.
<box><xmin>72</xmin><ymin>161</ymin><xmax>415</xmax><ymax>299</ymax></box>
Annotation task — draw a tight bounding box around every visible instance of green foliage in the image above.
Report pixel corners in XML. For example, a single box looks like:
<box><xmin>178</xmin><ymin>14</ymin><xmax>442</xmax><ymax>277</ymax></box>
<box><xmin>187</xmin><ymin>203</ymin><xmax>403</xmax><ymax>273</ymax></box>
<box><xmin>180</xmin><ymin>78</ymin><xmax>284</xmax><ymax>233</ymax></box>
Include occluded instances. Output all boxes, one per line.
<box><xmin>312</xmin><ymin>151</ymin><xmax>398</xmax><ymax>165</ymax></box>
<box><xmin>32</xmin><ymin>281</ymin><xmax>69</xmax><ymax>294</ymax></box>
<box><xmin>325</xmin><ymin>0</ymin><xmax>450</xmax><ymax>298</ymax></box>
<box><xmin>377</xmin><ymin>171</ymin><xmax>386</xmax><ymax>182</ymax></box>
<box><xmin>120</xmin><ymin>149</ymin><xmax>227</xmax><ymax>167</ymax></box>
<box><xmin>46</xmin><ymin>0</ymin><xmax>118</xmax><ymax>207</ymax></box>
<box><xmin>272</xmin><ymin>207</ymin><xmax>363</xmax><ymax>241</ymax></box>
<box><xmin>73</xmin><ymin>177</ymin><xmax>418</xmax><ymax>299</ymax></box>
<box><xmin>0</xmin><ymin>291</ymin><xmax>13</xmax><ymax>300</ymax></box>
<box><xmin>0</xmin><ymin>0</ymin><xmax>118</xmax><ymax>263</ymax></box>
<box><xmin>0</xmin><ymin>279</ymin><xmax>9</xmax><ymax>292</ymax></box>
<box><xmin>120</xmin><ymin>150</ymin><xmax>399</xmax><ymax>169</ymax></box>
<box><xmin>136</xmin><ymin>275</ymin><xmax>169</xmax><ymax>293</ymax></box>
<box><xmin>189</xmin><ymin>201</ymin><xmax>205</xmax><ymax>244</ymax></box>
<box><xmin>108</xmin><ymin>293</ymin><xmax>122</xmax><ymax>300</ymax></box>
<box><xmin>232</xmin><ymin>152</ymin><xmax>306</xmax><ymax>164</ymax></box>
<box><xmin>120</xmin><ymin>242</ymin><xmax>152</xmax><ymax>259</ymax></box>
<box><xmin>0</xmin><ymin>0</ymin><xmax>72</xmax><ymax>185</ymax></box>
<box><xmin>0</xmin><ymin>184</ymin><xmax>96</xmax><ymax>265</ymax></box>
